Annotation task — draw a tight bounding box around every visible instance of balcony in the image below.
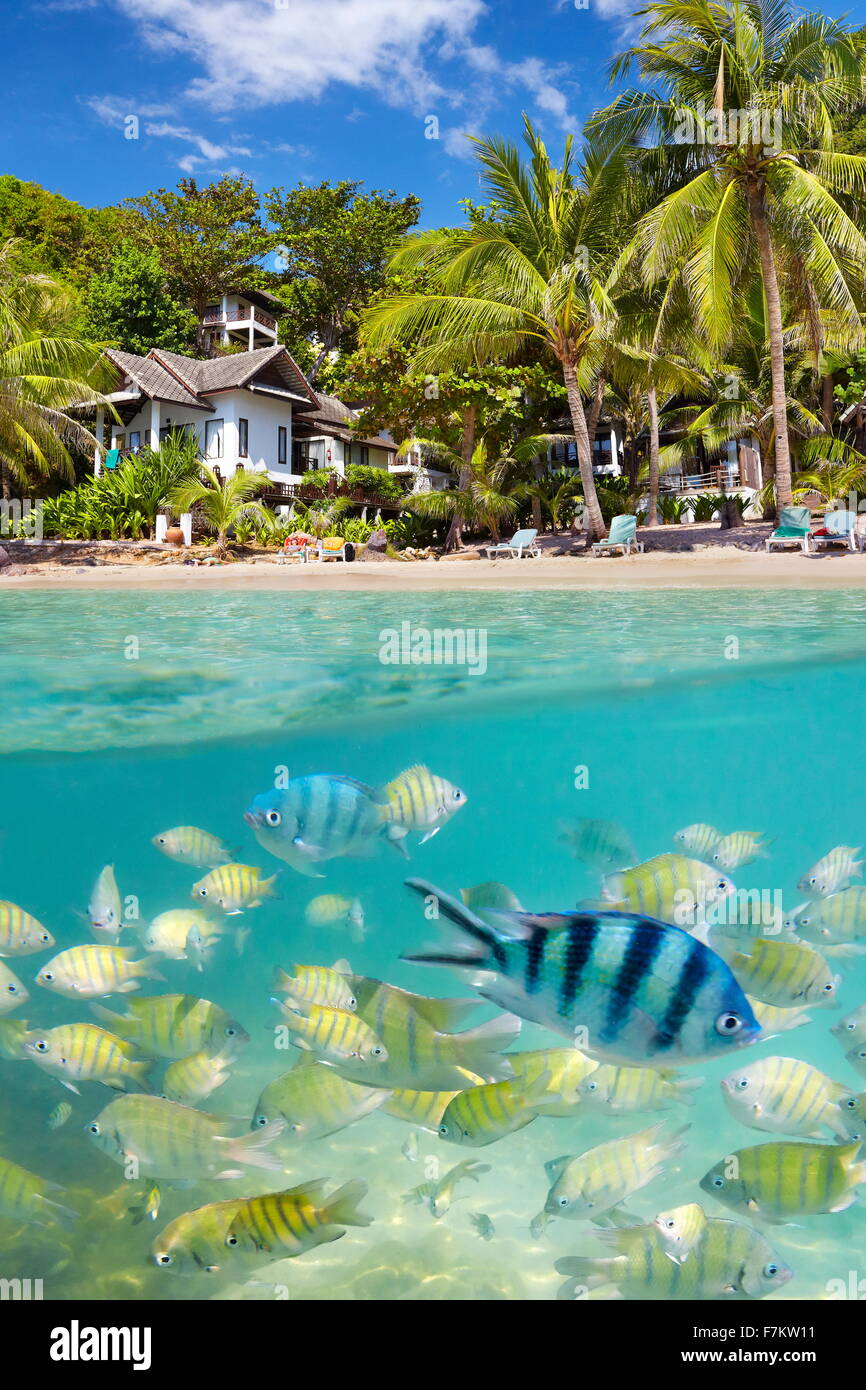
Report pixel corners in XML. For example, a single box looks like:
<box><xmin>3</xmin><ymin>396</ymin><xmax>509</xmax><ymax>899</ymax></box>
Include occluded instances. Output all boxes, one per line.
<box><xmin>258</xmin><ymin>478</ymin><xmax>403</xmax><ymax>511</ymax></box>
<box><xmin>201</xmin><ymin>306</ymin><xmax>277</xmax><ymax>332</ymax></box>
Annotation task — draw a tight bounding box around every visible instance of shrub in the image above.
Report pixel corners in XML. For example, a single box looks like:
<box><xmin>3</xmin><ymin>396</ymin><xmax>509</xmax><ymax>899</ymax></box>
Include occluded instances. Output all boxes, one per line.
<box><xmin>344</xmin><ymin>464</ymin><xmax>402</xmax><ymax>501</ymax></box>
<box><xmin>40</xmin><ymin>432</ymin><xmax>201</xmax><ymax>540</ymax></box>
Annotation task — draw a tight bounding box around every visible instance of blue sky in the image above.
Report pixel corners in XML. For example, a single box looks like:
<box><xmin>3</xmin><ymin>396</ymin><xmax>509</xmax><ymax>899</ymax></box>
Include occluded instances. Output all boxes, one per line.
<box><xmin>4</xmin><ymin>0</ymin><xmax>866</xmax><ymax>230</ymax></box>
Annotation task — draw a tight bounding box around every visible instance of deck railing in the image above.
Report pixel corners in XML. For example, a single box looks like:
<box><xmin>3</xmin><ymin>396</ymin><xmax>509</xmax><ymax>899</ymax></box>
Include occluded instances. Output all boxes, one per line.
<box><xmin>201</xmin><ymin>306</ymin><xmax>277</xmax><ymax>331</ymax></box>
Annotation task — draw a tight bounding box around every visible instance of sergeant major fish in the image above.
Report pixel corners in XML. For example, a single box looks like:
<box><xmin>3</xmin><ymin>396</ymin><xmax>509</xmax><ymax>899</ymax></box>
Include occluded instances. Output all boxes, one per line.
<box><xmin>0</xmin><ymin>902</ymin><xmax>54</xmax><ymax>957</ymax></box>
<box><xmin>152</xmin><ymin>827</ymin><xmax>234</xmax><ymax>868</ymax></box>
<box><xmin>87</xmin><ymin>1094</ymin><xmax>285</xmax><ymax>1180</ymax></box>
<box><xmin>381</xmin><ymin>765</ymin><xmax>467</xmax><ymax>848</ymax></box>
<box><xmin>192</xmin><ymin>864</ymin><xmax>279</xmax><ymax>915</ymax></box>
<box><xmin>244</xmin><ymin>774</ymin><xmax>391</xmax><ymax>877</ymax></box>
<box><xmin>88</xmin><ymin>865</ymin><xmax>123</xmax><ymax>940</ymax></box>
<box><xmin>798</xmin><ymin>846</ymin><xmax>863</xmax><ymax>899</ymax></box>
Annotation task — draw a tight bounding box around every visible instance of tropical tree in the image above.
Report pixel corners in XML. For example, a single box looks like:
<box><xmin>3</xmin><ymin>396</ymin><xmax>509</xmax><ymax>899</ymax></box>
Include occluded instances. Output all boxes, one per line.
<box><xmin>590</xmin><ymin>0</ymin><xmax>866</xmax><ymax>511</ymax></box>
<box><xmin>0</xmin><ymin>239</ymin><xmax>112</xmax><ymax>494</ymax></box>
<box><xmin>363</xmin><ymin>118</ymin><xmax>635</xmax><ymax>539</ymax></box>
<box><xmin>170</xmin><ymin>464</ymin><xmax>273</xmax><ymax>557</ymax></box>
<box><xmin>400</xmin><ymin>438</ymin><xmax>523</xmax><ymax>542</ymax></box>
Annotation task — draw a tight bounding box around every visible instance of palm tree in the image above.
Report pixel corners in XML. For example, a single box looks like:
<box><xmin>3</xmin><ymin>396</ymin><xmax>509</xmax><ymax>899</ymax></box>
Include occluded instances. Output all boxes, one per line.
<box><xmin>399</xmin><ymin>438</ymin><xmax>520</xmax><ymax>542</ymax></box>
<box><xmin>0</xmin><ymin>239</ymin><xmax>113</xmax><ymax>493</ymax></box>
<box><xmin>363</xmin><ymin>119</ymin><xmax>634</xmax><ymax>540</ymax></box>
<box><xmin>591</xmin><ymin>0</ymin><xmax>866</xmax><ymax>511</ymax></box>
<box><xmin>170</xmin><ymin>464</ymin><xmax>273</xmax><ymax>557</ymax></box>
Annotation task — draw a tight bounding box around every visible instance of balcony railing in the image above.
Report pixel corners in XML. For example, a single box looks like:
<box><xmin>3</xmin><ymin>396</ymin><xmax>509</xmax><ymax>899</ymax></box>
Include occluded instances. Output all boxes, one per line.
<box><xmin>201</xmin><ymin>306</ymin><xmax>277</xmax><ymax>331</ymax></box>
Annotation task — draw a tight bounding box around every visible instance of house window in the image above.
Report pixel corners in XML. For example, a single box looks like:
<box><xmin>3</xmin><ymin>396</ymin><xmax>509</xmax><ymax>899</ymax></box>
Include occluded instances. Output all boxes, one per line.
<box><xmin>278</xmin><ymin>426</ymin><xmax>287</xmax><ymax>466</ymax></box>
<box><xmin>115</xmin><ymin>434</ymin><xmax>126</xmax><ymax>452</ymax></box>
<box><xmin>292</xmin><ymin>439</ymin><xmax>309</xmax><ymax>471</ymax></box>
<box><xmin>205</xmin><ymin>419</ymin><xmax>224</xmax><ymax>459</ymax></box>
<box><xmin>129</xmin><ymin>431</ymin><xmax>141</xmax><ymax>452</ymax></box>
<box><xmin>349</xmin><ymin>444</ymin><xmax>369</xmax><ymax>467</ymax></box>
<box><xmin>238</xmin><ymin>418</ymin><xmax>249</xmax><ymax>457</ymax></box>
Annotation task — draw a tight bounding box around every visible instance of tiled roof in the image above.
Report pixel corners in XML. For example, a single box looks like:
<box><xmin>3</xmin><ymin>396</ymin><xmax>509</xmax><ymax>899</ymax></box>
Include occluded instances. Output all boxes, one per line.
<box><xmin>105</xmin><ymin>346</ymin><xmax>319</xmax><ymax>409</ymax></box>
<box><xmin>105</xmin><ymin>350</ymin><xmax>205</xmax><ymax>410</ymax></box>
<box><xmin>299</xmin><ymin>391</ymin><xmax>397</xmax><ymax>452</ymax></box>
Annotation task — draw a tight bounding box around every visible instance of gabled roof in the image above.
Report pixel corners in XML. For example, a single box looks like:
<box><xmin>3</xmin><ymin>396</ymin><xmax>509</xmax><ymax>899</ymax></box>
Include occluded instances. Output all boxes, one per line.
<box><xmin>104</xmin><ymin>345</ymin><xmax>319</xmax><ymax>411</ymax></box>
<box><xmin>105</xmin><ymin>350</ymin><xmax>205</xmax><ymax>410</ymax></box>
<box><xmin>296</xmin><ymin>391</ymin><xmax>397</xmax><ymax>453</ymax></box>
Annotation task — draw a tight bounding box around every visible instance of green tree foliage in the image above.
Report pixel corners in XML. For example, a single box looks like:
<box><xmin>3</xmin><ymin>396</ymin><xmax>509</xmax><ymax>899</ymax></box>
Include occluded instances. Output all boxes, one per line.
<box><xmin>80</xmin><ymin>242</ymin><xmax>197</xmax><ymax>356</ymax></box>
<box><xmin>0</xmin><ymin>176</ymin><xmax>119</xmax><ymax>289</ymax></box>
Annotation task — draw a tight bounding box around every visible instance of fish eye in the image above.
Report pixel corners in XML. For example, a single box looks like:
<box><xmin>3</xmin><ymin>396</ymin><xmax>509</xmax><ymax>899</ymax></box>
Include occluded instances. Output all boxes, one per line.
<box><xmin>438</xmin><ymin>1124</ymin><xmax>448</xmax><ymax>1136</ymax></box>
<box><xmin>157</xmin><ymin>837</ymin><xmax>166</xmax><ymax>845</ymax></box>
<box><xmin>254</xmin><ymin>1115</ymin><xmax>269</xmax><ymax>1128</ymax></box>
<box><xmin>823</xmin><ymin>982</ymin><xmax>835</xmax><ymax>994</ymax></box>
<box><xmin>198</xmin><ymin>888</ymin><xmax>208</xmax><ymax>898</ymax></box>
<box><xmin>225</xmin><ymin>1026</ymin><xmax>237</xmax><ymax>1038</ymax></box>
<box><xmin>585</xmin><ymin>1080</ymin><xmax>598</xmax><ymax>1091</ymax></box>
<box><xmin>39</xmin><ymin>932</ymin><xmax>50</xmax><ymax>943</ymax></box>
<box><xmin>225</xmin><ymin>1235</ymin><xmax>239</xmax><ymax>1248</ymax></box>
<box><xmin>736</xmin><ymin>1077</ymin><xmax>749</xmax><ymax>1090</ymax></box>
<box><xmin>88</xmin><ymin>1123</ymin><xmax>100</xmax><ymax>1136</ymax></box>
<box><xmin>42</xmin><ymin>972</ymin><xmax>54</xmax><ymax>982</ymax></box>
<box><xmin>453</xmin><ymin>790</ymin><xmax>463</xmax><ymax>802</ymax></box>
<box><xmin>845</xmin><ymin>1098</ymin><xmax>857</xmax><ymax>1109</ymax></box>
<box><xmin>156</xmin><ymin>1253</ymin><xmax>173</xmax><ymax>1266</ymax></box>
<box><xmin>715</xmin><ymin>1011</ymin><xmax>744</xmax><ymax>1036</ymax></box>
<box><xmin>716</xmin><ymin>878</ymin><xmax>727</xmax><ymax>890</ymax></box>
<box><xmin>808</xmin><ymin>876</ymin><xmax>817</xmax><ymax>886</ymax></box>
<box><xmin>34</xmin><ymin>1040</ymin><xmax>49</xmax><ymax>1053</ymax></box>
<box><xmin>763</xmin><ymin>1263</ymin><xmax>778</xmax><ymax>1278</ymax></box>
<box><xmin>6</xmin><ymin>984</ymin><xmax>16</xmax><ymax>994</ymax></box>
<box><xmin>371</xmin><ymin>1045</ymin><xmax>385</xmax><ymax>1058</ymax></box>
<box><xmin>347</xmin><ymin>996</ymin><xmax>357</xmax><ymax>1009</ymax></box>
<box><xmin>265</xmin><ymin>810</ymin><xmax>282</xmax><ymax>826</ymax></box>
<box><xmin>558</xmin><ymin>1196</ymin><xmax>569</xmax><ymax>1208</ymax></box>
<box><xmin>712</xmin><ymin>1175</ymin><xmax>725</xmax><ymax>1188</ymax></box>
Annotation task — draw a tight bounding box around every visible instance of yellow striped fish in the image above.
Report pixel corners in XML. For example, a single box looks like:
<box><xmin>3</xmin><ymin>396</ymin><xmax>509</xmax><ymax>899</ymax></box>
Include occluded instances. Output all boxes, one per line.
<box><xmin>701</xmin><ymin>1139</ymin><xmax>866</xmax><ymax>1220</ymax></box>
<box><xmin>141</xmin><ymin>910</ymin><xmax>224</xmax><ymax>962</ymax></box>
<box><xmin>602</xmin><ymin>854</ymin><xmax>734</xmax><ymax>927</ymax></box>
<box><xmin>578</xmin><ymin>1065</ymin><xmax>703</xmax><ymax>1113</ymax></box>
<box><xmin>437</xmin><ymin>1069</ymin><xmax>552</xmax><ymax>1146</ymax></box>
<box><xmin>711</xmin><ymin>832</ymin><xmax>769</xmax><ymax>870</ymax></box>
<box><xmin>654</xmin><ymin>1202</ymin><xmax>708</xmax><ymax>1265</ymax></box>
<box><xmin>191</xmin><ymin>864</ymin><xmax>279</xmax><ymax>914</ymax></box>
<box><xmin>460</xmin><ymin>882</ymin><xmax>524</xmax><ymax>912</ymax></box>
<box><xmin>304</xmin><ymin>896</ymin><xmax>365</xmax><ymax>941</ymax></box>
<box><xmin>225</xmin><ymin>1179</ymin><xmax>372</xmax><ymax>1258</ymax></box>
<box><xmin>844</xmin><ymin>1044</ymin><xmax>866</xmax><ymax>1079</ymax></box>
<box><xmin>749</xmin><ymin>998</ymin><xmax>812</xmax><ymax>1034</ymax></box>
<box><xmin>556</xmin><ymin>1218</ymin><xmax>792</xmax><ymax>1300</ymax></box>
<box><xmin>832</xmin><ymin>1003</ymin><xmax>866</xmax><ymax>1047</ymax></box>
<box><xmin>91</xmin><ymin>994</ymin><xmax>250</xmax><ymax>1059</ymax></box>
<box><xmin>36</xmin><ymin>945</ymin><xmax>164</xmax><ymax>999</ymax></box>
<box><xmin>717</xmin><ymin>935</ymin><xmax>840</xmax><ymax>1008</ymax></box>
<box><xmin>152</xmin><ymin>826</ymin><xmax>234</xmax><ymax>868</ymax></box>
<box><xmin>381</xmin><ymin>765</ymin><xmax>466</xmax><ymax>844</ymax></box>
<box><xmin>274</xmin><ymin>961</ymin><xmax>357</xmax><ymax>1011</ymax></box>
<box><xmin>798</xmin><ymin>846</ymin><xmax>863</xmax><ymax>899</ymax></box>
<box><xmin>0</xmin><ymin>961</ymin><xmax>28</xmax><ymax>1014</ymax></box>
<box><xmin>24</xmin><ymin>1023</ymin><xmax>154</xmax><ymax>1093</ymax></box>
<box><xmin>792</xmin><ymin>888</ymin><xmax>866</xmax><ymax>947</ymax></box>
<box><xmin>252</xmin><ymin>1055</ymin><xmax>389</xmax><ymax>1140</ymax></box>
<box><xmin>556</xmin><ymin>819</ymin><xmax>636</xmax><ymax>871</ymax></box>
<box><xmin>88</xmin><ymin>864</ymin><xmax>123</xmax><ymax>940</ymax></box>
<box><xmin>163</xmin><ymin>1047</ymin><xmax>237</xmax><ymax>1105</ymax></box>
<box><xmin>721</xmin><ymin>1056</ymin><xmax>853</xmax><ymax>1138</ymax></box>
<box><xmin>544</xmin><ymin>1121</ymin><xmax>689</xmax><ymax>1221</ymax></box>
<box><xmin>402</xmin><ymin>1160</ymin><xmax>490</xmax><ymax>1218</ymax></box>
<box><xmin>0</xmin><ymin>1017</ymin><xmax>31</xmax><ymax>1060</ymax></box>
<box><xmin>834</xmin><ymin>1090</ymin><xmax>866</xmax><ymax>1140</ymax></box>
<box><xmin>382</xmin><ymin>1079</ymin><xmax>481</xmax><ymax>1131</ymax></box>
<box><xmin>0</xmin><ymin>901</ymin><xmax>54</xmax><ymax>956</ymax></box>
<box><xmin>87</xmin><ymin>1094</ymin><xmax>285</xmax><ymax>1180</ymax></box>
<box><xmin>152</xmin><ymin>1198</ymin><xmax>246</xmax><ymax>1276</ymax></box>
<box><xmin>0</xmin><ymin>1155</ymin><xmax>77</xmax><ymax>1228</ymax></box>
<box><xmin>272</xmin><ymin>999</ymin><xmax>387</xmax><ymax>1067</ymax></box>
<box><xmin>506</xmin><ymin>1048</ymin><xmax>599</xmax><ymax>1115</ymax></box>
<box><xmin>47</xmin><ymin>1102</ymin><xmax>73</xmax><ymax>1132</ymax></box>
<box><xmin>672</xmin><ymin>824</ymin><xmax>721</xmax><ymax>861</ymax></box>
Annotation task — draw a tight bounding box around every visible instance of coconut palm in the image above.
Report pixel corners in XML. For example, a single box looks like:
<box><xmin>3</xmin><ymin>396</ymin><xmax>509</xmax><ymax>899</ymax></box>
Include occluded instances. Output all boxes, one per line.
<box><xmin>590</xmin><ymin>0</ymin><xmax>866</xmax><ymax>511</ymax></box>
<box><xmin>363</xmin><ymin>119</ymin><xmax>636</xmax><ymax>540</ymax></box>
<box><xmin>170</xmin><ymin>464</ymin><xmax>273</xmax><ymax>557</ymax></box>
<box><xmin>0</xmin><ymin>239</ymin><xmax>113</xmax><ymax>492</ymax></box>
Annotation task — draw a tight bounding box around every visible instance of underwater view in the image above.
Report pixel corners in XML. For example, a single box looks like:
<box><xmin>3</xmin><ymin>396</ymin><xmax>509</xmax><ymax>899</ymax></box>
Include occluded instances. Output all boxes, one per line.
<box><xmin>3</xmin><ymin>587</ymin><xmax>866</xmax><ymax>1303</ymax></box>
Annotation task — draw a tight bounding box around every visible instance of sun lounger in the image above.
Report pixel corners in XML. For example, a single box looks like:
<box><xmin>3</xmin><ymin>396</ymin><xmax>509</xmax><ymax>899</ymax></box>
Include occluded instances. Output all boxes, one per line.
<box><xmin>812</xmin><ymin>509</ymin><xmax>857</xmax><ymax>552</ymax></box>
<box><xmin>480</xmin><ymin>528</ymin><xmax>540</xmax><ymax>559</ymax></box>
<box><xmin>316</xmin><ymin>536</ymin><xmax>348</xmax><ymax>561</ymax></box>
<box><xmin>766</xmin><ymin>506</ymin><xmax>812</xmax><ymax>553</ymax></box>
<box><xmin>591</xmin><ymin>514</ymin><xmax>644</xmax><ymax>555</ymax></box>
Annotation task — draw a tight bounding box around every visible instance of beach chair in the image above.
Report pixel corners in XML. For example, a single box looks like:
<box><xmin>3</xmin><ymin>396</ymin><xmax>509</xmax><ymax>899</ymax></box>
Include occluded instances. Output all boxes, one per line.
<box><xmin>277</xmin><ymin>533</ymin><xmax>314</xmax><ymax>564</ymax></box>
<box><xmin>766</xmin><ymin>506</ymin><xmax>813</xmax><ymax>553</ymax></box>
<box><xmin>316</xmin><ymin>536</ymin><xmax>347</xmax><ymax>562</ymax></box>
<box><xmin>812</xmin><ymin>509</ymin><xmax>858</xmax><ymax>552</ymax></box>
<box><xmin>591</xmin><ymin>514</ymin><xmax>644</xmax><ymax>556</ymax></box>
<box><xmin>480</xmin><ymin>528</ymin><xmax>540</xmax><ymax>558</ymax></box>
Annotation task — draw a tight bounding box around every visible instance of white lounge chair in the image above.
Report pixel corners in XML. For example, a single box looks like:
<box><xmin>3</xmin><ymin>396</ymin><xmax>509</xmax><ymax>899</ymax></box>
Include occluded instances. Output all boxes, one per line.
<box><xmin>592</xmin><ymin>514</ymin><xmax>644</xmax><ymax>555</ymax></box>
<box><xmin>481</xmin><ymin>528</ymin><xmax>540</xmax><ymax>559</ymax></box>
<box><xmin>812</xmin><ymin>509</ymin><xmax>857</xmax><ymax>552</ymax></box>
<box><xmin>766</xmin><ymin>506</ymin><xmax>812</xmax><ymax>553</ymax></box>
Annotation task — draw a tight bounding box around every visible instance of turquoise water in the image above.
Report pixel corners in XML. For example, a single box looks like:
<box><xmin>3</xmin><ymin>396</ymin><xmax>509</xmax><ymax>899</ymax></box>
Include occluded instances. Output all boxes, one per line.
<box><xmin>1</xmin><ymin>588</ymin><xmax>866</xmax><ymax>1300</ymax></box>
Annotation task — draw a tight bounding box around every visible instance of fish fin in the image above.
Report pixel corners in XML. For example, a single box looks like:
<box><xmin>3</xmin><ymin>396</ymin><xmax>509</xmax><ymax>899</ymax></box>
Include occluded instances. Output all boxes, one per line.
<box><xmin>673</xmin><ymin>1077</ymin><xmax>704</xmax><ymax>1105</ymax></box>
<box><xmin>116</xmin><ymin>980</ymin><xmax>141</xmax><ymax>994</ymax></box>
<box><xmin>262</xmin><ymin>873</ymin><xmax>282</xmax><ymax>900</ymax></box>
<box><xmin>403</xmin><ymin>878</ymin><xmax>527</xmax><ymax>951</ymax></box>
<box><xmin>383</xmin><ymin>827</ymin><xmax>411</xmax><ymax>859</ymax></box>
<box><xmin>409</xmin><ymin>996</ymin><xmax>482</xmax><ymax>1030</ymax></box>
<box><xmin>543</xmin><ymin>1154</ymin><xmax>574</xmax><ymax>1183</ymax></box>
<box><xmin>419</xmin><ymin>827</ymin><xmax>441</xmax><ymax>845</ymax></box>
<box><xmin>137</xmin><ymin>955</ymin><xmax>167</xmax><ymax>982</ymax></box>
<box><xmin>321</xmin><ymin>1179</ymin><xmax>373</xmax><ymax>1228</ymax></box>
<box><xmin>215</xmin><ymin>1169</ymin><xmax>244</xmax><ymax>1181</ymax></box>
<box><xmin>276</xmin><ymin>1177</ymin><xmax>332</xmax><ymax>1201</ymax></box>
<box><xmin>33</xmin><ymin>1195</ymin><xmax>79</xmax><ymax>1229</ymax></box>
<box><xmin>89</xmin><ymin>1003</ymin><xmax>131</xmax><ymax>1028</ymax></box>
<box><xmin>221</xmin><ymin>1119</ymin><xmax>286</xmax><ymax>1172</ymax></box>
<box><xmin>332</xmin><ymin>958</ymin><xmax>352</xmax><ymax>974</ymax></box>
<box><xmin>454</xmin><ymin>1013</ymin><xmax>522</xmax><ymax>1076</ymax></box>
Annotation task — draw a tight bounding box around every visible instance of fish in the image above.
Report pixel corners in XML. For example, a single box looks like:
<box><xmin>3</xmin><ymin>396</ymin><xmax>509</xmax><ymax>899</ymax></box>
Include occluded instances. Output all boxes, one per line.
<box><xmin>402</xmin><ymin>1131</ymin><xmax>419</xmax><ymax>1162</ymax></box>
<box><xmin>0</xmin><ymin>1017</ymin><xmax>31</xmax><ymax>1060</ymax></box>
<box><xmin>831</xmin><ymin>1003</ymin><xmax>866</xmax><ymax>1048</ymax></box>
<box><xmin>90</xmin><ymin>994</ymin><xmax>250</xmax><ymax>1059</ymax></box>
<box><xmin>715</xmin><ymin>934</ymin><xmax>840</xmax><ymax>1008</ymax></box>
<box><xmin>152</xmin><ymin>827</ymin><xmax>234</xmax><ymax>868</ymax></box>
<box><xmin>578</xmin><ymin>1065</ymin><xmax>703</xmax><ymax>1113</ymax></box>
<box><xmin>460</xmin><ymin>883</ymin><xmax>524</xmax><ymax>912</ymax></box>
<box><xmin>88</xmin><ymin>865</ymin><xmax>123</xmax><ymax>940</ymax></box>
<box><xmin>274</xmin><ymin>962</ymin><xmax>357</xmax><ymax>1012</ymax></box>
<box><xmin>672</xmin><ymin>825</ymin><xmax>722</xmax><ymax>861</ymax></box>
<box><xmin>749</xmin><ymin>998</ymin><xmax>813</xmax><ymax>1034</ymax></box>
<box><xmin>790</xmin><ymin>888</ymin><xmax>866</xmax><ymax>947</ymax></box>
<box><xmin>129</xmin><ymin>1184</ymin><xmax>161</xmax><ymax>1226</ymax></box>
<box><xmin>35</xmin><ymin>945</ymin><xmax>165</xmax><ymax>999</ymax></box>
<box><xmin>304</xmin><ymin>896</ymin><xmax>365</xmax><ymax>941</ymax></box>
<box><xmin>271</xmin><ymin>999</ymin><xmax>389</xmax><ymax>1069</ymax></box>
<box><xmin>383</xmin><ymin>1083</ymin><xmax>481</xmax><ymax>1132</ymax></box>
<box><xmin>0</xmin><ymin>960</ymin><xmax>28</xmax><ymax>1014</ymax></box>
<box><xmin>251</xmin><ymin>1055</ymin><xmax>389</xmax><ymax>1141</ymax></box>
<box><xmin>345</xmin><ymin>971</ymin><xmax>520</xmax><ymax>1090</ymax></box>
<box><xmin>0</xmin><ymin>902</ymin><xmax>55</xmax><ymax>956</ymax></box>
<box><xmin>224</xmin><ymin>1179</ymin><xmax>373</xmax><ymax>1259</ymax></box>
<box><xmin>381</xmin><ymin>765</ymin><xmax>467</xmax><ymax>845</ymax></box>
<box><xmin>437</xmin><ymin>1069</ymin><xmax>553</xmax><ymax>1146</ymax></box>
<box><xmin>529</xmin><ymin>1210</ymin><xmax>551</xmax><ymax>1239</ymax></box>
<box><xmin>505</xmin><ymin>1047</ymin><xmax>599</xmax><ymax>1115</ymax></box>
<box><xmin>402</xmin><ymin>1159</ymin><xmax>490</xmax><ymax>1219</ymax></box>
<box><xmin>555</xmin><ymin>1218</ymin><xmax>792</xmax><ymax>1300</ymax></box>
<box><xmin>711</xmin><ymin>832</ymin><xmax>769</xmax><ymax>871</ymax></box>
<box><xmin>798</xmin><ymin>846</ymin><xmax>863</xmax><ymax>899</ymax></box>
<box><xmin>141</xmin><ymin>910</ymin><xmax>224</xmax><ymax>963</ymax></box>
<box><xmin>701</xmin><ymin>1139</ymin><xmax>866</xmax><ymax>1221</ymax></box>
<box><xmin>163</xmin><ymin>1047</ymin><xmax>238</xmax><ymax>1105</ymax></box>
<box><xmin>720</xmin><ymin>1056</ymin><xmax>854</xmax><ymax>1138</ymax></box>
<box><xmin>24</xmin><ymin>1023</ymin><xmax>155</xmax><ymax>1094</ymax></box>
<box><xmin>543</xmin><ymin>1122</ymin><xmax>689</xmax><ymax>1221</ymax></box>
<box><xmin>244</xmin><ymin>774</ymin><xmax>389</xmax><ymax>877</ymax></box>
<box><xmin>47</xmin><ymin>1102</ymin><xmax>72</xmax><ymax>1132</ymax></box>
<box><xmin>602</xmin><ymin>854</ymin><xmax>735</xmax><ymax>928</ymax></box>
<box><xmin>152</xmin><ymin>1198</ymin><xmax>247</xmax><ymax>1275</ymax></box>
<box><xmin>0</xmin><ymin>1154</ymin><xmax>77</xmax><ymax>1228</ymax></box>
<box><xmin>833</xmin><ymin>1091</ymin><xmax>866</xmax><ymax>1140</ymax></box>
<box><xmin>402</xmin><ymin>879</ymin><xmax>762</xmax><ymax>1067</ymax></box>
<box><xmin>469</xmin><ymin>1212</ymin><xmax>495</xmax><ymax>1240</ymax></box>
<box><xmin>843</xmin><ymin>1044</ymin><xmax>866</xmax><ymax>1079</ymax></box>
<box><xmin>185</xmin><ymin>925</ymin><xmax>217</xmax><ymax>974</ymax></box>
<box><xmin>87</xmin><ymin>1094</ymin><xmax>286</xmax><ymax>1180</ymax></box>
<box><xmin>654</xmin><ymin>1202</ymin><xmax>707</xmax><ymax>1265</ymax></box>
<box><xmin>558</xmin><ymin>819</ymin><xmax>637</xmax><ymax>871</ymax></box>
<box><xmin>191</xmin><ymin>864</ymin><xmax>279</xmax><ymax>914</ymax></box>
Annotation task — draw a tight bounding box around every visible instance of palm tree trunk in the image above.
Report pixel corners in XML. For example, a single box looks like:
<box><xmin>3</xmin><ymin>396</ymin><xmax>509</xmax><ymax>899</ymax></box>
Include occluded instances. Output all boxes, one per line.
<box><xmin>745</xmin><ymin>180</ymin><xmax>792</xmax><ymax>514</ymax></box>
<box><xmin>646</xmin><ymin>385</ymin><xmax>660</xmax><ymax>527</ymax></box>
<box><xmin>444</xmin><ymin>405</ymin><xmax>476</xmax><ymax>551</ymax></box>
<box><xmin>821</xmin><ymin>372</ymin><xmax>834</xmax><ymax>432</ymax></box>
<box><xmin>562</xmin><ymin>360</ymin><xmax>605</xmax><ymax>540</ymax></box>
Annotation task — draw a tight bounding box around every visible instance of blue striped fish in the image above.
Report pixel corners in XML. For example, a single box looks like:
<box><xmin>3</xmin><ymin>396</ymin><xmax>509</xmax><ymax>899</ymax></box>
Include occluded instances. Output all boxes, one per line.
<box><xmin>402</xmin><ymin>879</ymin><xmax>762</xmax><ymax>1067</ymax></box>
<box><xmin>245</xmin><ymin>774</ymin><xmax>389</xmax><ymax>877</ymax></box>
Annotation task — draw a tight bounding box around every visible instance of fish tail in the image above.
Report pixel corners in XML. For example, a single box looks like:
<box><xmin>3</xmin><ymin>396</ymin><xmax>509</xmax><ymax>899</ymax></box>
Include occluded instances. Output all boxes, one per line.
<box><xmin>554</xmin><ymin>1256</ymin><xmax>614</xmax><ymax>1297</ymax></box>
<box><xmin>401</xmin><ymin>879</ymin><xmax>499</xmax><ymax>969</ymax></box>
<box><xmin>263</xmin><ymin>873</ymin><xmax>282</xmax><ymax>900</ymax></box>
<box><xmin>673</xmin><ymin>1077</ymin><xmax>705</xmax><ymax>1106</ymax></box>
<box><xmin>453</xmin><ymin>1013</ymin><xmax>522</xmax><ymax>1078</ymax></box>
<box><xmin>224</xmin><ymin>1119</ymin><xmax>286</xmax><ymax>1171</ymax></box>
<box><xmin>137</xmin><ymin>955</ymin><xmax>167</xmax><ymax>982</ymax></box>
<box><xmin>321</xmin><ymin>1179</ymin><xmax>373</xmax><ymax>1229</ymax></box>
<box><xmin>34</xmin><ymin>1195</ymin><xmax>79</xmax><ymax>1229</ymax></box>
